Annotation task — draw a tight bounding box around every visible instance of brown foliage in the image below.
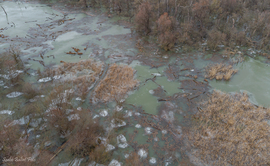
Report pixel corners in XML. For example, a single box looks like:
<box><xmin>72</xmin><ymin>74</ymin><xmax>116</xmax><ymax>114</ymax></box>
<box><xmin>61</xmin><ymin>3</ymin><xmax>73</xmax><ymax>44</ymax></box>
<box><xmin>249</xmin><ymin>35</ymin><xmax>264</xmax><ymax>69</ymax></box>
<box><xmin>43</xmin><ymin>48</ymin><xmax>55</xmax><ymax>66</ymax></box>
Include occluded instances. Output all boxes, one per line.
<box><xmin>135</xmin><ymin>2</ymin><xmax>152</xmax><ymax>35</ymax></box>
<box><xmin>207</xmin><ymin>28</ymin><xmax>227</xmax><ymax>50</ymax></box>
<box><xmin>94</xmin><ymin>63</ymin><xmax>138</xmax><ymax>102</ymax></box>
<box><xmin>157</xmin><ymin>12</ymin><xmax>176</xmax><ymax>51</ymax></box>
<box><xmin>190</xmin><ymin>91</ymin><xmax>270</xmax><ymax>165</ymax></box>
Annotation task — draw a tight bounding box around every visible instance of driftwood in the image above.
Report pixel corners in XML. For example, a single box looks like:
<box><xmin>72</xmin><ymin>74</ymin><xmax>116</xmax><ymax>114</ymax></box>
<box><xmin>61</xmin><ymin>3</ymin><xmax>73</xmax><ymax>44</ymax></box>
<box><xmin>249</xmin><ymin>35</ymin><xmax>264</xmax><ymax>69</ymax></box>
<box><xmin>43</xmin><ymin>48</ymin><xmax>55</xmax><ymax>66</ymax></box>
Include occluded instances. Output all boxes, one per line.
<box><xmin>1</xmin><ymin>6</ymin><xmax>9</xmax><ymax>24</ymax></box>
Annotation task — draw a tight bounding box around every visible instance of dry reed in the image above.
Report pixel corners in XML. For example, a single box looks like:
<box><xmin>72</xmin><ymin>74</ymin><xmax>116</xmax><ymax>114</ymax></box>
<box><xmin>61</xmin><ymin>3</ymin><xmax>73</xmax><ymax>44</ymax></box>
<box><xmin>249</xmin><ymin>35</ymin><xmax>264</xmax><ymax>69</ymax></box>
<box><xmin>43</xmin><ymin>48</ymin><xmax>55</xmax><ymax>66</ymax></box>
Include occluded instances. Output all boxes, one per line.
<box><xmin>94</xmin><ymin>63</ymin><xmax>139</xmax><ymax>102</ymax></box>
<box><xmin>205</xmin><ymin>63</ymin><xmax>237</xmax><ymax>80</ymax></box>
<box><xmin>190</xmin><ymin>90</ymin><xmax>270</xmax><ymax>166</ymax></box>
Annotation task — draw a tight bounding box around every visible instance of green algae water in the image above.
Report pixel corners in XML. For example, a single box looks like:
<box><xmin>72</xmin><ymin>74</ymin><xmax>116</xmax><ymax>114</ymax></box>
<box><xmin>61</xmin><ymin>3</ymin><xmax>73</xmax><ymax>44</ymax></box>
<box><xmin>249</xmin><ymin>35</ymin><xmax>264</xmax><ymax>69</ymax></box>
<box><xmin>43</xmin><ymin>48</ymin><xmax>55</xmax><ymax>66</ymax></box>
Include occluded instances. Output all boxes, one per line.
<box><xmin>0</xmin><ymin>1</ymin><xmax>63</xmax><ymax>38</ymax></box>
<box><xmin>0</xmin><ymin>1</ymin><xmax>184</xmax><ymax>165</ymax></box>
<box><xmin>210</xmin><ymin>57</ymin><xmax>270</xmax><ymax>107</ymax></box>
<box><xmin>3</xmin><ymin>1</ymin><xmax>270</xmax><ymax>166</ymax></box>
<box><xmin>126</xmin><ymin>61</ymin><xmax>181</xmax><ymax>114</ymax></box>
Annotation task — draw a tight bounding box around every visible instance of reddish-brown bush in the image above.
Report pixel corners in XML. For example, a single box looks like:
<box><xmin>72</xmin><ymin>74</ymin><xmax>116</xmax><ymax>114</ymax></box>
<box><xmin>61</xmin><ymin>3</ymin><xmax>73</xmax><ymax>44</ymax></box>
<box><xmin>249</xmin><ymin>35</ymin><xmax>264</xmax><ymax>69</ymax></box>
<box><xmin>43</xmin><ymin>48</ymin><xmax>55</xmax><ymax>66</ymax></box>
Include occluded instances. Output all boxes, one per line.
<box><xmin>68</xmin><ymin>118</ymin><xmax>104</xmax><ymax>157</ymax></box>
<box><xmin>157</xmin><ymin>12</ymin><xmax>176</xmax><ymax>51</ymax></box>
<box><xmin>135</xmin><ymin>2</ymin><xmax>152</xmax><ymax>35</ymax></box>
<box><xmin>207</xmin><ymin>28</ymin><xmax>227</xmax><ymax>49</ymax></box>
<box><xmin>0</xmin><ymin>121</ymin><xmax>20</xmax><ymax>162</ymax></box>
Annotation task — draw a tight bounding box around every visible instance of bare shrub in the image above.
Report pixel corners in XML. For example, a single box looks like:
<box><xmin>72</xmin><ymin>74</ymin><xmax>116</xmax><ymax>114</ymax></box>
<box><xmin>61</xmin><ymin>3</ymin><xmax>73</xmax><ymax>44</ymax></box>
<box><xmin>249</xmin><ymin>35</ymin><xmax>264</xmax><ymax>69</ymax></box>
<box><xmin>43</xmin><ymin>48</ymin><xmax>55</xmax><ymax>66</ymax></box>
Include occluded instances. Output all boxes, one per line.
<box><xmin>0</xmin><ymin>51</ymin><xmax>24</xmax><ymax>86</ymax></box>
<box><xmin>205</xmin><ymin>63</ymin><xmax>237</xmax><ymax>80</ymax></box>
<box><xmin>234</xmin><ymin>31</ymin><xmax>247</xmax><ymax>46</ymax></box>
<box><xmin>157</xmin><ymin>12</ymin><xmax>176</xmax><ymax>51</ymax></box>
<box><xmin>44</xmin><ymin>85</ymin><xmax>76</xmax><ymax>137</ymax></box>
<box><xmin>35</xmin><ymin>150</ymin><xmax>54</xmax><ymax>166</ymax></box>
<box><xmin>190</xmin><ymin>90</ymin><xmax>270</xmax><ymax>165</ymax></box>
<box><xmin>88</xmin><ymin>144</ymin><xmax>111</xmax><ymax>164</ymax></box>
<box><xmin>8</xmin><ymin>46</ymin><xmax>24</xmax><ymax>71</ymax></box>
<box><xmin>135</xmin><ymin>2</ymin><xmax>152</xmax><ymax>35</ymax></box>
<box><xmin>73</xmin><ymin>75</ymin><xmax>96</xmax><ymax>100</ymax></box>
<box><xmin>125</xmin><ymin>152</ymin><xmax>143</xmax><ymax>166</ymax></box>
<box><xmin>78</xmin><ymin>0</ymin><xmax>87</xmax><ymax>7</ymax></box>
<box><xmin>94</xmin><ymin>63</ymin><xmax>138</xmax><ymax>102</ymax></box>
<box><xmin>68</xmin><ymin>115</ymin><xmax>105</xmax><ymax>157</ymax></box>
<box><xmin>207</xmin><ymin>28</ymin><xmax>227</xmax><ymax>50</ymax></box>
<box><xmin>0</xmin><ymin>121</ymin><xmax>20</xmax><ymax>161</ymax></box>
<box><xmin>220</xmin><ymin>0</ymin><xmax>243</xmax><ymax>14</ymax></box>
<box><xmin>47</xmin><ymin>107</ymin><xmax>76</xmax><ymax>137</ymax></box>
<box><xmin>179</xmin><ymin>21</ymin><xmax>201</xmax><ymax>46</ymax></box>
<box><xmin>22</xmin><ymin>83</ymin><xmax>40</xmax><ymax>100</ymax></box>
<box><xmin>192</xmin><ymin>0</ymin><xmax>211</xmax><ymax>33</ymax></box>
<box><xmin>8</xmin><ymin>140</ymin><xmax>35</xmax><ymax>166</ymax></box>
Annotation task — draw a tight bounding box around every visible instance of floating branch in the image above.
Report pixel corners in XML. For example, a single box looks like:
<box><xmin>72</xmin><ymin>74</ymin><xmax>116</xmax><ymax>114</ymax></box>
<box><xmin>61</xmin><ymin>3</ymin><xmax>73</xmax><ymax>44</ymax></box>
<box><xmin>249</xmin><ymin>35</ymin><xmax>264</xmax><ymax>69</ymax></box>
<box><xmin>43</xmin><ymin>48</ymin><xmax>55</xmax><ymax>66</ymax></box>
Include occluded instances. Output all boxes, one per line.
<box><xmin>1</xmin><ymin>6</ymin><xmax>9</xmax><ymax>24</ymax></box>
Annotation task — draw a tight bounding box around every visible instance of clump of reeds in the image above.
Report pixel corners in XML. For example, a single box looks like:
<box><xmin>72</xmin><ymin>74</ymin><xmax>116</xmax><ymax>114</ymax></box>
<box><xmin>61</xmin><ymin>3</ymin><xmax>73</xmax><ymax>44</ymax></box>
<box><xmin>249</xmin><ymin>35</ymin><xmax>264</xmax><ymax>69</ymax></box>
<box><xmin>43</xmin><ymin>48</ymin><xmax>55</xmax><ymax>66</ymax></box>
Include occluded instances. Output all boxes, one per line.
<box><xmin>205</xmin><ymin>63</ymin><xmax>237</xmax><ymax>80</ymax></box>
<box><xmin>189</xmin><ymin>90</ymin><xmax>270</xmax><ymax>166</ymax></box>
<box><xmin>94</xmin><ymin>63</ymin><xmax>139</xmax><ymax>102</ymax></box>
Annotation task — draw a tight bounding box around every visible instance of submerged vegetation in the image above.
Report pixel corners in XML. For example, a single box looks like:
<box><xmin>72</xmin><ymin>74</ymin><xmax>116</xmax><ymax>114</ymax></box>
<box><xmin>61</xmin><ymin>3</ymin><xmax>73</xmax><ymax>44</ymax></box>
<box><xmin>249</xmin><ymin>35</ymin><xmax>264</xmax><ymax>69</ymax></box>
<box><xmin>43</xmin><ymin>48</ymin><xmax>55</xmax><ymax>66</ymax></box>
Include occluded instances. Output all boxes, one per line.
<box><xmin>190</xmin><ymin>90</ymin><xmax>270</xmax><ymax>165</ymax></box>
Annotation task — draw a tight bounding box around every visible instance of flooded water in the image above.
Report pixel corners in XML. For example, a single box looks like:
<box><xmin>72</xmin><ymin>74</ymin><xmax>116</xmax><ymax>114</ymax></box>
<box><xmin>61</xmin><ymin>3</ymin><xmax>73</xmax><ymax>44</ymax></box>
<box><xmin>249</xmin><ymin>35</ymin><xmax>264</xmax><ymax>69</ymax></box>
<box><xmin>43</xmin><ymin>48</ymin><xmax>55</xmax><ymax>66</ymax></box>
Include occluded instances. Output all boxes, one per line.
<box><xmin>1</xmin><ymin>1</ymin><xmax>270</xmax><ymax>166</ymax></box>
<box><xmin>210</xmin><ymin>57</ymin><xmax>270</xmax><ymax>107</ymax></box>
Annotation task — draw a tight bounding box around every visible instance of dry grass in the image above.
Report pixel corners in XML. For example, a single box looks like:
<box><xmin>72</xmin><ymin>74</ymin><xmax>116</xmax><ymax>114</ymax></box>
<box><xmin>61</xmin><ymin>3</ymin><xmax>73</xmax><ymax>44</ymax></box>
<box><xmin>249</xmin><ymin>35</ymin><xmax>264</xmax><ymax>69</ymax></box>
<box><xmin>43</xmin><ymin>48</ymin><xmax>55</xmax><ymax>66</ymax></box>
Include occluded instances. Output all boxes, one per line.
<box><xmin>94</xmin><ymin>63</ymin><xmax>139</xmax><ymax>102</ymax></box>
<box><xmin>190</xmin><ymin>90</ymin><xmax>270</xmax><ymax>166</ymax></box>
<box><xmin>205</xmin><ymin>63</ymin><xmax>237</xmax><ymax>80</ymax></box>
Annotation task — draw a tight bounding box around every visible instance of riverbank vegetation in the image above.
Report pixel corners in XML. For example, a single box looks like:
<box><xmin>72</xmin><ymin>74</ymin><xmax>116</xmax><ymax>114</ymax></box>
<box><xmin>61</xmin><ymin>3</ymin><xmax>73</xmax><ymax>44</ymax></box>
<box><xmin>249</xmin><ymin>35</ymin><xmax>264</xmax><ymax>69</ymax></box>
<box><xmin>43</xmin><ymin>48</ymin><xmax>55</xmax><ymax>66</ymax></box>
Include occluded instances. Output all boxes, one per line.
<box><xmin>42</xmin><ymin>0</ymin><xmax>270</xmax><ymax>52</ymax></box>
